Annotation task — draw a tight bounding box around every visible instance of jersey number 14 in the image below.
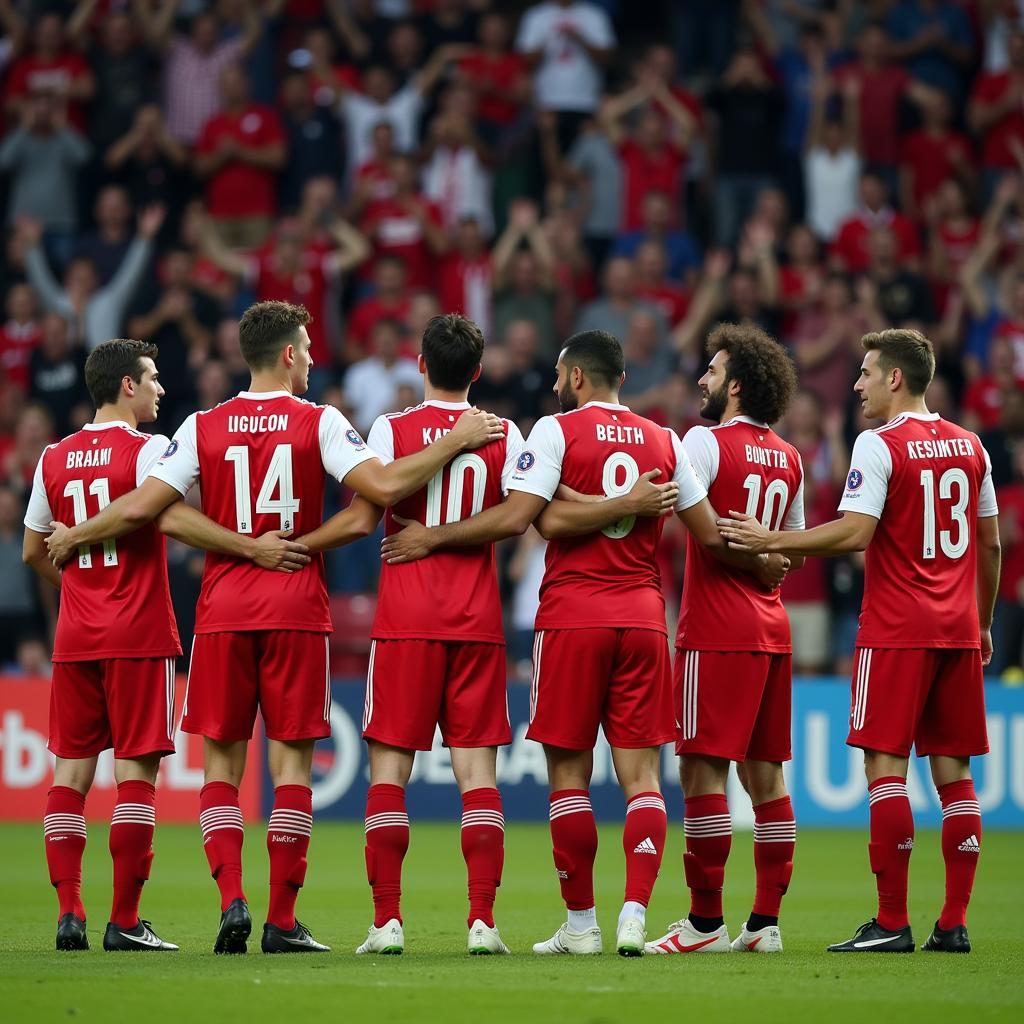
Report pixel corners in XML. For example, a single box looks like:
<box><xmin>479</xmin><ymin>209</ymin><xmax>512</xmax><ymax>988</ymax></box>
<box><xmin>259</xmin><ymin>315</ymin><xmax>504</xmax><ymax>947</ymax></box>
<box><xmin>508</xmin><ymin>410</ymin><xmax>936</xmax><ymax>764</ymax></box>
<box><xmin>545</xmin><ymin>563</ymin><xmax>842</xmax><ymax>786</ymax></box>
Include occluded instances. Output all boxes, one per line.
<box><xmin>224</xmin><ymin>444</ymin><xmax>300</xmax><ymax>533</ymax></box>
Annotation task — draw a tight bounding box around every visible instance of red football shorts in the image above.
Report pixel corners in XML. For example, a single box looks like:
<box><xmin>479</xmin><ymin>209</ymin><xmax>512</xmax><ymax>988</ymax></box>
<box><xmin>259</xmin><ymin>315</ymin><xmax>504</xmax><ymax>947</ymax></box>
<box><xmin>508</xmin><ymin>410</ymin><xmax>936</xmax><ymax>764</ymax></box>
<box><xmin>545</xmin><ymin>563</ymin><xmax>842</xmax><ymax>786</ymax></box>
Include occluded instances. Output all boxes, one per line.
<box><xmin>848</xmin><ymin>647</ymin><xmax>988</xmax><ymax>758</ymax></box>
<box><xmin>362</xmin><ymin>639</ymin><xmax>510</xmax><ymax>750</ymax></box>
<box><xmin>674</xmin><ymin>649</ymin><xmax>792</xmax><ymax>763</ymax></box>
<box><xmin>527</xmin><ymin>628</ymin><xmax>674</xmax><ymax>750</ymax></box>
<box><xmin>182</xmin><ymin>631</ymin><xmax>331</xmax><ymax>742</ymax></box>
<box><xmin>49</xmin><ymin>657</ymin><xmax>177</xmax><ymax>760</ymax></box>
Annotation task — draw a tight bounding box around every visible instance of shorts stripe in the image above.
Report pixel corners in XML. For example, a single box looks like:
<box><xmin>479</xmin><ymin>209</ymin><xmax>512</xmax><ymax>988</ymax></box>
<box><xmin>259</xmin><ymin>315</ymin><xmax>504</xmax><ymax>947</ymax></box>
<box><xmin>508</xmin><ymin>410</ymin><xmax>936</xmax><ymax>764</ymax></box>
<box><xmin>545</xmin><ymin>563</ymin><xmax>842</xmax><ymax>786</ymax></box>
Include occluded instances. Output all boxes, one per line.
<box><xmin>363</xmin><ymin>641</ymin><xmax>376</xmax><ymax>731</ymax></box>
<box><xmin>853</xmin><ymin>649</ymin><xmax>872</xmax><ymax>731</ymax></box>
<box><xmin>682</xmin><ymin>650</ymin><xmax>699</xmax><ymax>741</ymax></box>
<box><xmin>530</xmin><ymin>632</ymin><xmax>544</xmax><ymax>725</ymax></box>
<box><xmin>180</xmin><ymin>639</ymin><xmax>197</xmax><ymax>730</ymax></box>
<box><xmin>166</xmin><ymin>658</ymin><xmax>175</xmax><ymax>740</ymax></box>
<box><xmin>323</xmin><ymin>636</ymin><xmax>331</xmax><ymax>722</ymax></box>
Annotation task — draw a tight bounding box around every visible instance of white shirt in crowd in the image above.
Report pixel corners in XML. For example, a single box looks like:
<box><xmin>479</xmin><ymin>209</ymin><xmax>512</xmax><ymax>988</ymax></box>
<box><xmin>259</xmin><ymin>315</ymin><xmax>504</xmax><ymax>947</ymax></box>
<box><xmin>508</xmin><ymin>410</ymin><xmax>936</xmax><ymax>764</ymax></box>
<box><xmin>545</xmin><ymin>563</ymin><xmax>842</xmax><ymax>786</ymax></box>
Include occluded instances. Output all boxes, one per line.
<box><xmin>804</xmin><ymin>146</ymin><xmax>861</xmax><ymax>241</ymax></box>
<box><xmin>343</xmin><ymin>358</ymin><xmax>423</xmax><ymax>433</ymax></box>
<box><xmin>340</xmin><ymin>85</ymin><xmax>423</xmax><ymax>171</ymax></box>
<box><xmin>422</xmin><ymin>145</ymin><xmax>494</xmax><ymax>237</ymax></box>
<box><xmin>515</xmin><ymin>2</ymin><xmax>615</xmax><ymax>114</ymax></box>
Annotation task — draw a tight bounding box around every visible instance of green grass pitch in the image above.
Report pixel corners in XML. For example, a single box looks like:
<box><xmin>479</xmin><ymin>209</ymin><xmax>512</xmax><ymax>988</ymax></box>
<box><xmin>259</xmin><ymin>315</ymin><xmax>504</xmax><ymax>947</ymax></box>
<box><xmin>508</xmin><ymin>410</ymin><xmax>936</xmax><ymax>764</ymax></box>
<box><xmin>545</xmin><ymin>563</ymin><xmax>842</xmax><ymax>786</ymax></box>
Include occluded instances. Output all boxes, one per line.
<box><xmin>2</xmin><ymin>822</ymin><xmax>1022</xmax><ymax>1023</ymax></box>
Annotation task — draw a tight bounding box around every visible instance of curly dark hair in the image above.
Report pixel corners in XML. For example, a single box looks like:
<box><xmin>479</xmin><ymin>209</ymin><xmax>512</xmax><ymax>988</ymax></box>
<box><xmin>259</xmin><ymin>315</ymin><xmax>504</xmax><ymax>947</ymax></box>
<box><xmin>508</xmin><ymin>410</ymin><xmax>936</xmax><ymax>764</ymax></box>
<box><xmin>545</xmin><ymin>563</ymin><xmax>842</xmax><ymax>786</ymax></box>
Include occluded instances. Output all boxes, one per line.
<box><xmin>706</xmin><ymin>322</ymin><xmax>798</xmax><ymax>425</ymax></box>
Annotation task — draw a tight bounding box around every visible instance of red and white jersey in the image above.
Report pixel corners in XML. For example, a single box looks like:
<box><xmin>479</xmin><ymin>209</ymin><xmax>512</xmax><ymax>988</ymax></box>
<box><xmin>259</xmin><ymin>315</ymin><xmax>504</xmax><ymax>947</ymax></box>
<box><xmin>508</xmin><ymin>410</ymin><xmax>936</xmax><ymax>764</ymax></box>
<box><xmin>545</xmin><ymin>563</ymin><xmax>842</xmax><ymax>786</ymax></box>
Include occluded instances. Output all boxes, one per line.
<box><xmin>149</xmin><ymin>390</ymin><xmax>377</xmax><ymax>634</ymax></box>
<box><xmin>838</xmin><ymin>412</ymin><xmax>998</xmax><ymax>649</ymax></box>
<box><xmin>24</xmin><ymin>422</ymin><xmax>181</xmax><ymax>662</ymax></box>
<box><xmin>368</xmin><ymin>400</ymin><xmax>525</xmax><ymax>643</ymax></box>
<box><xmin>508</xmin><ymin>401</ymin><xmax>707</xmax><ymax>634</ymax></box>
<box><xmin>677</xmin><ymin>417</ymin><xmax>805</xmax><ymax>653</ymax></box>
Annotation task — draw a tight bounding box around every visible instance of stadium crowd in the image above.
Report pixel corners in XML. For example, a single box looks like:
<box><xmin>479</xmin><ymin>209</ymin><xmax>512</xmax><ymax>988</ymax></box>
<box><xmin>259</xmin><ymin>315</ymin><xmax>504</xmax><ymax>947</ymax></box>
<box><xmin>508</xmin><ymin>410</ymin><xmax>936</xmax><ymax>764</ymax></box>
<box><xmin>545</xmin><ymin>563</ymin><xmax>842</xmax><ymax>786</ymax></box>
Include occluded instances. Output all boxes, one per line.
<box><xmin>0</xmin><ymin>0</ymin><xmax>1022</xmax><ymax>680</ymax></box>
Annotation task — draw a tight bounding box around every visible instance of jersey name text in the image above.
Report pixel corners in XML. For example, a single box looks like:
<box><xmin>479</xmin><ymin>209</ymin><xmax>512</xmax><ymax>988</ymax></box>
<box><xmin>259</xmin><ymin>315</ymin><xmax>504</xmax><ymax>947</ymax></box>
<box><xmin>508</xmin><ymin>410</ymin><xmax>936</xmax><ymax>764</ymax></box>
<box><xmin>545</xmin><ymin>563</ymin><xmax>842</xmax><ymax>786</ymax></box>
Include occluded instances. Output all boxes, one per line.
<box><xmin>905</xmin><ymin>437</ymin><xmax>975</xmax><ymax>459</ymax></box>
<box><xmin>66</xmin><ymin>447</ymin><xmax>112</xmax><ymax>469</ymax></box>
<box><xmin>745</xmin><ymin>444</ymin><xmax>789</xmax><ymax>468</ymax></box>
<box><xmin>595</xmin><ymin>423</ymin><xmax>645</xmax><ymax>445</ymax></box>
<box><xmin>227</xmin><ymin>414</ymin><xmax>290</xmax><ymax>433</ymax></box>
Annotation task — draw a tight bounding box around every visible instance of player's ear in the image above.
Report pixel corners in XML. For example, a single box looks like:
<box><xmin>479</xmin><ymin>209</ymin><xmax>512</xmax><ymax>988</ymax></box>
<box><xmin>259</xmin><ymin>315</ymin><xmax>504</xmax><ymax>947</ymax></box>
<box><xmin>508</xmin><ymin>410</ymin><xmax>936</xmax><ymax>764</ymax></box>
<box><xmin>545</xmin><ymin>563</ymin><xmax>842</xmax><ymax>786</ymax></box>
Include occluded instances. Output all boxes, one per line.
<box><xmin>417</xmin><ymin>353</ymin><xmax>427</xmax><ymax>377</ymax></box>
<box><xmin>121</xmin><ymin>374</ymin><xmax>134</xmax><ymax>398</ymax></box>
<box><xmin>282</xmin><ymin>343</ymin><xmax>295</xmax><ymax>368</ymax></box>
<box><xmin>471</xmin><ymin>364</ymin><xmax>482</xmax><ymax>382</ymax></box>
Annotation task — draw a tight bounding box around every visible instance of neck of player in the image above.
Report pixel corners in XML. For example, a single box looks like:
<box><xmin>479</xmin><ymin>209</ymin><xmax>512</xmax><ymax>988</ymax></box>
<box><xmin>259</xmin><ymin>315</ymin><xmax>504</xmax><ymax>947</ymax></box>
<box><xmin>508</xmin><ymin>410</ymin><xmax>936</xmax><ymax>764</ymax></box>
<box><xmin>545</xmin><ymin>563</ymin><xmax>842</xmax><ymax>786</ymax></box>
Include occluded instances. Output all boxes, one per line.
<box><xmin>884</xmin><ymin>393</ymin><xmax>931</xmax><ymax>422</ymax></box>
<box><xmin>580</xmin><ymin>386</ymin><xmax>620</xmax><ymax>407</ymax></box>
<box><xmin>423</xmin><ymin>382</ymin><xmax>470</xmax><ymax>405</ymax></box>
<box><xmin>93</xmin><ymin>401</ymin><xmax>139</xmax><ymax>429</ymax></box>
<box><xmin>248</xmin><ymin>370</ymin><xmax>294</xmax><ymax>395</ymax></box>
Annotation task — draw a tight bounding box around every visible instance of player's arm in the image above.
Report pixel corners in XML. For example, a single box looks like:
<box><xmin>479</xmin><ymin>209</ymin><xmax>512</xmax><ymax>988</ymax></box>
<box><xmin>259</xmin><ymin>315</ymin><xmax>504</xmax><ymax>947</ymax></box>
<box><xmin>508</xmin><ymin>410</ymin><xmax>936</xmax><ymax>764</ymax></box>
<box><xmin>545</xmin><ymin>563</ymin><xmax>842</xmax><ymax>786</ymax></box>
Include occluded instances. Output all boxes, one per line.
<box><xmin>156</xmin><ymin>500</ymin><xmax>311</xmax><ymax>572</ymax></box>
<box><xmin>382</xmin><ymin>490</ymin><xmax>549</xmax><ymax>564</ymax></box>
<box><xmin>22</xmin><ymin>528</ymin><xmax>60</xmax><ymax>588</ymax></box>
<box><xmin>340</xmin><ymin>409</ymin><xmax>504</xmax><ymax>507</ymax></box>
<box><xmin>717</xmin><ymin>508</ymin><xmax>878</xmax><ymax>556</ymax></box>
<box><xmin>534</xmin><ymin>470</ymin><xmax>679</xmax><ymax>539</ymax></box>
<box><xmin>295</xmin><ymin>496</ymin><xmax>383</xmax><ymax>553</ymax></box>
<box><xmin>46</xmin><ymin>476</ymin><xmax>182</xmax><ymax>567</ymax></box>
<box><xmin>976</xmin><ymin>513</ymin><xmax>1001</xmax><ymax>667</ymax></box>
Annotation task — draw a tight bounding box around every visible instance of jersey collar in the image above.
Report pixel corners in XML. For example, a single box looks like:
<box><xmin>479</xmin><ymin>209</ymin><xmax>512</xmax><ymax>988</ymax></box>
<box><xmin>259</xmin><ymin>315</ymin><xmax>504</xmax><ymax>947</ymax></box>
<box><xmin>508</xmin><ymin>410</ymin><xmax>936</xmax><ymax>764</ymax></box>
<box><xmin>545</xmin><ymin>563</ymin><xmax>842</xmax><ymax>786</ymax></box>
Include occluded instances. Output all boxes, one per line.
<box><xmin>890</xmin><ymin>411</ymin><xmax>940</xmax><ymax>423</ymax></box>
<box><xmin>721</xmin><ymin>414</ymin><xmax>770</xmax><ymax>429</ymax></box>
<box><xmin>424</xmin><ymin>399</ymin><xmax>471</xmax><ymax>409</ymax></box>
<box><xmin>236</xmin><ymin>390</ymin><xmax>292</xmax><ymax>400</ymax></box>
<box><xmin>579</xmin><ymin>400</ymin><xmax>628</xmax><ymax>411</ymax></box>
<box><xmin>84</xmin><ymin>420</ymin><xmax>132</xmax><ymax>431</ymax></box>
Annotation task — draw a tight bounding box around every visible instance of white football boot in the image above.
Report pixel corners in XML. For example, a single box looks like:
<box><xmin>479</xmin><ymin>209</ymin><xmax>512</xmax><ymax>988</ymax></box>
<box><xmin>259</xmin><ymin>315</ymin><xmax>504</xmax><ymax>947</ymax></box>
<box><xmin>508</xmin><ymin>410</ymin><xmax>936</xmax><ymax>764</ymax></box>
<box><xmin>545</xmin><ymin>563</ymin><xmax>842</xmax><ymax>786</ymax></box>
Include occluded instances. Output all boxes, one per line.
<box><xmin>616</xmin><ymin>917</ymin><xmax>647</xmax><ymax>957</ymax></box>
<box><xmin>645</xmin><ymin>918</ymin><xmax>731</xmax><ymax>954</ymax></box>
<box><xmin>468</xmin><ymin>919</ymin><xmax>511</xmax><ymax>955</ymax></box>
<box><xmin>355</xmin><ymin>917</ymin><xmax>404</xmax><ymax>954</ymax></box>
<box><xmin>731</xmin><ymin>923</ymin><xmax>783</xmax><ymax>952</ymax></box>
<box><xmin>532</xmin><ymin>922</ymin><xmax>603</xmax><ymax>955</ymax></box>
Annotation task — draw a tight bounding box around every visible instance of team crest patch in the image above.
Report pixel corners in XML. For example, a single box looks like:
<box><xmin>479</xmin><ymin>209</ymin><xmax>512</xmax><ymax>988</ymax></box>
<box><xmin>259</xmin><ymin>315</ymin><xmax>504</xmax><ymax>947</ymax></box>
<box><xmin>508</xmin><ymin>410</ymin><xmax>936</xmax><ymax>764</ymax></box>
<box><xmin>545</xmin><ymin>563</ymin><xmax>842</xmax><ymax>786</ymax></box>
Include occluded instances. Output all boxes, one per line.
<box><xmin>516</xmin><ymin>451</ymin><xmax>536</xmax><ymax>472</ymax></box>
<box><xmin>161</xmin><ymin>440</ymin><xmax>179</xmax><ymax>459</ymax></box>
<box><xmin>846</xmin><ymin>468</ymin><xmax>863</xmax><ymax>491</ymax></box>
<box><xmin>346</xmin><ymin>428</ymin><xmax>366</xmax><ymax>449</ymax></box>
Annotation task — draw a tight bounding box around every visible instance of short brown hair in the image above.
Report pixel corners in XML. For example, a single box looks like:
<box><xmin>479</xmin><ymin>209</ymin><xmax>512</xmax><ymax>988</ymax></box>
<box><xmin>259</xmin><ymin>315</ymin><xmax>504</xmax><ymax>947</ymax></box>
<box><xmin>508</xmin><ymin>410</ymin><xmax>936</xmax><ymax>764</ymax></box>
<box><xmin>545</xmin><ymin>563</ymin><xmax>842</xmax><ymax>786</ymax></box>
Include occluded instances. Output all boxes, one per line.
<box><xmin>238</xmin><ymin>301</ymin><xmax>311</xmax><ymax>370</ymax></box>
<box><xmin>85</xmin><ymin>338</ymin><xmax>158</xmax><ymax>408</ymax></box>
<box><xmin>421</xmin><ymin>314</ymin><xmax>485</xmax><ymax>390</ymax></box>
<box><xmin>706</xmin><ymin>322</ymin><xmax>797</xmax><ymax>425</ymax></box>
<box><xmin>861</xmin><ymin>328</ymin><xmax>935</xmax><ymax>396</ymax></box>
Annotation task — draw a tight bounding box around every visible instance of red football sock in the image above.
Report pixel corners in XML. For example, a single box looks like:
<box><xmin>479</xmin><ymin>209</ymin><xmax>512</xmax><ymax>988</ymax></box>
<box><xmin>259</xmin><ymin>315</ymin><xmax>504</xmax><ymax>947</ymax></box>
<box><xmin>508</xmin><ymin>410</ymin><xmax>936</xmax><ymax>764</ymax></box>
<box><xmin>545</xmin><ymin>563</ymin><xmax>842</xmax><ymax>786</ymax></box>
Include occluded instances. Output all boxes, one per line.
<box><xmin>622</xmin><ymin>791</ymin><xmax>667</xmax><ymax>907</ymax></box>
<box><xmin>548</xmin><ymin>790</ymin><xmax>598</xmax><ymax>911</ymax></box>
<box><xmin>199</xmin><ymin>781</ymin><xmax>246</xmax><ymax>912</ymax></box>
<box><xmin>937</xmin><ymin>779</ymin><xmax>982</xmax><ymax>930</ymax></box>
<box><xmin>266</xmin><ymin>785</ymin><xmax>313</xmax><ymax>931</ymax></box>
<box><xmin>868</xmin><ymin>776</ymin><xmax>914</xmax><ymax>931</ymax></box>
<box><xmin>683</xmin><ymin>793</ymin><xmax>732</xmax><ymax>920</ymax></box>
<box><xmin>109</xmin><ymin>780</ymin><xmax>156</xmax><ymax>928</ymax></box>
<box><xmin>44</xmin><ymin>786</ymin><xmax>87</xmax><ymax>921</ymax></box>
<box><xmin>364</xmin><ymin>783</ymin><xmax>409</xmax><ymax>926</ymax></box>
<box><xmin>460</xmin><ymin>787</ymin><xmax>504</xmax><ymax>927</ymax></box>
<box><xmin>752</xmin><ymin>795</ymin><xmax>796</xmax><ymax>918</ymax></box>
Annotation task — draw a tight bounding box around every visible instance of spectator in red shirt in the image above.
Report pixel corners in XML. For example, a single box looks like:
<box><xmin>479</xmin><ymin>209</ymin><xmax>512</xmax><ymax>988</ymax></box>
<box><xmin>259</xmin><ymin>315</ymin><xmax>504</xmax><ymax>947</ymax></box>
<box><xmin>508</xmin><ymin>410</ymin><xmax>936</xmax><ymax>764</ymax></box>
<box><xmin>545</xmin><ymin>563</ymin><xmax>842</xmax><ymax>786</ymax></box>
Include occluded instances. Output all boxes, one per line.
<box><xmin>201</xmin><ymin>212</ymin><xmax>370</xmax><ymax>377</ymax></box>
<box><xmin>834</xmin><ymin>21</ymin><xmax>935</xmax><ymax>190</ymax></box>
<box><xmin>831</xmin><ymin>170</ymin><xmax>921</xmax><ymax>273</ymax></box>
<box><xmin>0</xmin><ymin>283</ymin><xmax>42</xmax><ymax>392</ymax></box>
<box><xmin>438</xmin><ymin>217</ymin><xmax>494</xmax><ymax>338</ymax></box>
<box><xmin>926</xmin><ymin>177</ymin><xmax>979</xmax><ymax>312</ymax></box>
<box><xmin>633</xmin><ymin>239</ymin><xmax>690</xmax><ymax>326</ymax></box>
<box><xmin>3</xmin><ymin>12</ymin><xmax>94</xmax><ymax>132</ymax></box>
<box><xmin>599</xmin><ymin>72</ymin><xmax>695</xmax><ymax>230</ymax></box>
<box><xmin>297</xmin><ymin>25</ymin><xmax>362</xmax><ymax>110</ymax></box>
<box><xmin>456</xmin><ymin>11</ymin><xmax>530</xmax><ymax>146</ymax></box>
<box><xmin>195</xmin><ymin>65</ymin><xmax>287</xmax><ymax>250</ymax></box>
<box><xmin>900</xmin><ymin>91</ymin><xmax>975</xmax><ymax>223</ymax></box>
<box><xmin>992</xmin><ymin>438</ymin><xmax>1024</xmax><ymax>672</ymax></box>
<box><xmin>359</xmin><ymin>154</ymin><xmax>448</xmax><ymax>289</ymax></box>
<box><xmin>345</xmin><ymin>255</ymin><xmax>414</xmax><ymax>363</ymax></box>
<box><xmin>969</xmin><ymin>29</ymin><xmax>1024</xmax><ymax>189</ymax></box>
<box><xmin>349</xmin><ymin>122</ymin><xmax>399</xmax><ymax>219</ymax></box>
<box><xmin>780</xmin><ymin>224</ymin><xmax>825</xmax><ymax>334</ymax></box>
<box><xmin>962</xmin><ymin>334</ymin><xmax>1024</xmax><ymax>432</ymax></box>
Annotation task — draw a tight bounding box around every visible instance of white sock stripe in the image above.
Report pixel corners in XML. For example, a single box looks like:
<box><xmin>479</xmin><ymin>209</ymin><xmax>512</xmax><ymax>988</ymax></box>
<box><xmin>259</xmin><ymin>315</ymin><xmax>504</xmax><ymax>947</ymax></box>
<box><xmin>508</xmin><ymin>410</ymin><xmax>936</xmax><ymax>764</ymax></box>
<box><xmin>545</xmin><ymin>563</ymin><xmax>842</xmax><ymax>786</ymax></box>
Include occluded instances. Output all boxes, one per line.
<box><xmin>753</xmin><ymin>821</ymin><xmax>797</xmax><ymax>830</ymax></box>
<box><xmin>461</xmin><ymin>810</ymin><xmax>505</xmax><ymax>821</ymax></box>
<box><xmin>868</xmin><ymin>786</ymin><xmax>908</xmax><ymax>804</ymax></box>
<box><xmin>200</xmin><ymin>815</ymin><xmax>244</xmax><ymax>828</ymax></box>
<box><xmin>43</xmin><ymin>823</ymin><xmax>87</xmax><ymax>833</ymax></box>
<box><xmin>43</xmin><ymin>814</ymin><xmax>86</xmax><ymax>824</ymax></box>
<box><xmin>943</xmin><ymin>809</ymin><xmax>982</xmax><ymax>818</ymax></box>
<box><xmin>111</xmin><ymin>812</ymin><xmax>156</xmax><ymax>824</ymax></box>
<box><xmin>942</xmin><ymin>801</ymin><xmax>981</xmax><ymax>813</ymax></box>
<box><xmin>202</xmin><ymin>822</ymin><xmax>244</xmax><ymax>834</ymax></box>
<box><xmin>549</xmin><ymin>797</ymin><xmax>592</xmax><ymax>812</ymax></box>
<box><xmin>112</xmin><ymin>803</ymin><xmax>155</xmax><ymax>815</ymax></box>
<box><xmin>549</xmin><ymin>807</ymin><xmax>596</xmax><ymax>822</ymax></box>
<box><xmin>200</xmin><ymin>806</ymin><xmax>243</xmax><ymax>818</ymax></box>
<box><xmin>268</xmin><ymin>825</ymin><xmax>312</xmax><ymax>836</ymax></box>
<box><xmin>364</xmin><ymin>813</ymin><xmax>409</xmax><ymax>828</ymax></box>
<box><xmin>627</xmin><ymin>797</ymin><xmax>667</xmax><ymax>813</ymax></box>
<box><xmin>269</xmin><ymin>810</ymin><xmax>314</xmax><ymax>822</ymax></box>
<box><xmin>684</xmin><ymin>813</ymin><xmax>732</xmax><ymax>825</ymax></box>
